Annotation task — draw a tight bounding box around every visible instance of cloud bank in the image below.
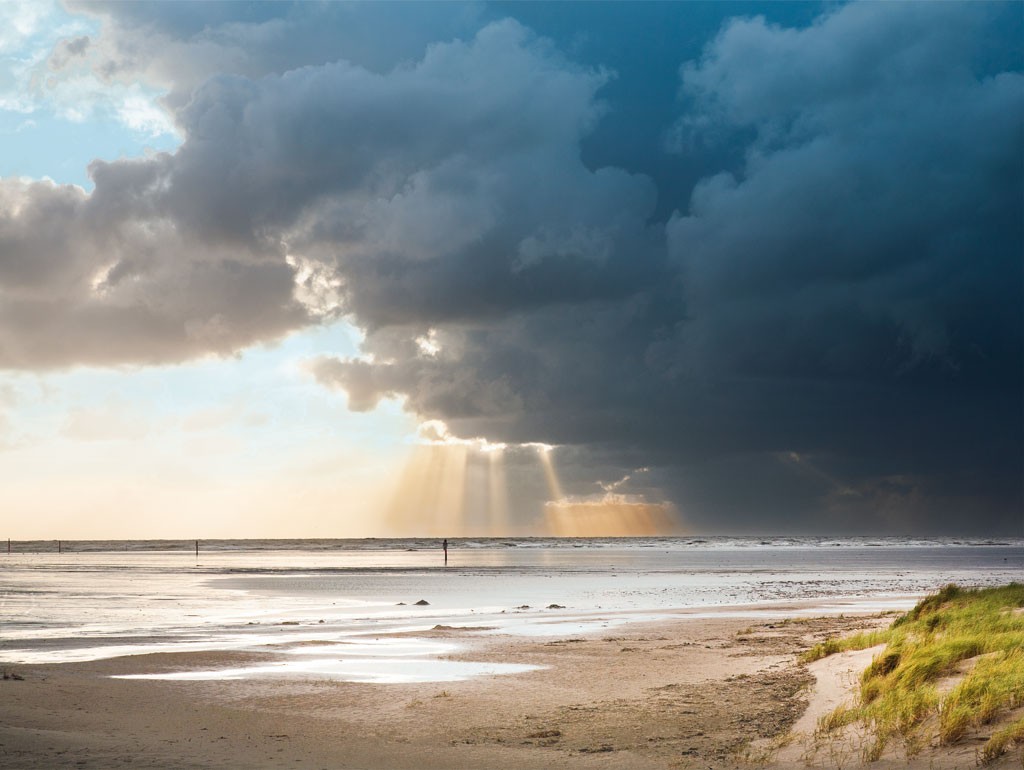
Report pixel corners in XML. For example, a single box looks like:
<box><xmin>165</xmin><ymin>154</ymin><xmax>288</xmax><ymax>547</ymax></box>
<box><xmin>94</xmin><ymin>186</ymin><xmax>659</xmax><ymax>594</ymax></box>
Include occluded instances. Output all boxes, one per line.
<box><xmin>2</xmin><ymin>2</ymin><xmax>1020</xmax><ymax>532</ymax></box>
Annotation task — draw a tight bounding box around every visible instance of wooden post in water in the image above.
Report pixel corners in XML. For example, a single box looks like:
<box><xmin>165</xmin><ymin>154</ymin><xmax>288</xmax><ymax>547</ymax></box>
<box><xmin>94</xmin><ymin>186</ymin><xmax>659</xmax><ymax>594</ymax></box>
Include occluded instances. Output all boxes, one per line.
<box><xmin>57</xmin><ymin>540</ymin><xmax>61</xmax><ymax>554</ymax></box>
<box><xmin>6</xmin><ymin>538</ymin><xmax>9</xmax><ymax>555</ymax></box>
<box><xmin>195</xmin><ymin>539</ymin><xmax>199</xmax><ymax>560</ymax></box>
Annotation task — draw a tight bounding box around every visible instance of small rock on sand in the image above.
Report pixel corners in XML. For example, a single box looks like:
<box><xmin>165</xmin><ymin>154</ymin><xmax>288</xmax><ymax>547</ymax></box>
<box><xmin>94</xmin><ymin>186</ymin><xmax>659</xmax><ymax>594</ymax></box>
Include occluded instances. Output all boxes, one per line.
<box><xmin>527</xmin><ymin>730</ymin><xmax>561</xmax><ymax>739</ymax></box>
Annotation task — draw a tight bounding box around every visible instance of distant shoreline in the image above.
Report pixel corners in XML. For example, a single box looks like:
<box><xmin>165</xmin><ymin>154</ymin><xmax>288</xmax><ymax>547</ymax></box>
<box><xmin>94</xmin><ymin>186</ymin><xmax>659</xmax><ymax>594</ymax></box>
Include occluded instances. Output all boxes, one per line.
<box><xmin>4</xmin><ymin>534</ymin><xmax>1022</xmax><ymax>553</ymax></box>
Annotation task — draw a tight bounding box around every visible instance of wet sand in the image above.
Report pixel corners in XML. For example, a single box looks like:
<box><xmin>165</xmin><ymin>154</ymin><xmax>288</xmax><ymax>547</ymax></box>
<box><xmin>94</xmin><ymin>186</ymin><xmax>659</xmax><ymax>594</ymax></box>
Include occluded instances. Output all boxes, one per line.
<box><xmin>3</xmin><ymin>609</ymin><xmax>1019</xmax><ymax>769</ymax></box>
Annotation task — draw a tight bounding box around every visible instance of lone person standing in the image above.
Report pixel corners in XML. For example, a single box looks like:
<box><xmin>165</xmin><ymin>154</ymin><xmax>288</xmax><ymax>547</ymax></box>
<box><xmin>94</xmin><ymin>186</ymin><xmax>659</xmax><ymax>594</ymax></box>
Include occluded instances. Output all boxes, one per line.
<box><xmin>443</xmin><ymin>538</ymin><xmax>448</xmax><ymax>566</ymax></box>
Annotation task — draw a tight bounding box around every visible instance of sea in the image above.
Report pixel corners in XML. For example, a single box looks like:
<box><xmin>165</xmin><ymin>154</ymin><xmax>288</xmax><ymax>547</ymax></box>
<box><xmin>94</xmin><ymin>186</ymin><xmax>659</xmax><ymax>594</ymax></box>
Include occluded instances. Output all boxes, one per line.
<box><xmin>2</xmin><ymin>537</ymin><xmax>1021</xmax><ymax>682</ymax></box>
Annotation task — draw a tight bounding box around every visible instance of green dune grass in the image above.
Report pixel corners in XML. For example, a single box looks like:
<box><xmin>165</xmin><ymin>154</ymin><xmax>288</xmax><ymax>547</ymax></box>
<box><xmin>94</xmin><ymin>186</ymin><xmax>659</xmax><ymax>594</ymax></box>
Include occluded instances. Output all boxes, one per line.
<box><xmin>804</xmin><ymin>583</ymin><xmax>1024</xmax><ymax>762</ymax></box>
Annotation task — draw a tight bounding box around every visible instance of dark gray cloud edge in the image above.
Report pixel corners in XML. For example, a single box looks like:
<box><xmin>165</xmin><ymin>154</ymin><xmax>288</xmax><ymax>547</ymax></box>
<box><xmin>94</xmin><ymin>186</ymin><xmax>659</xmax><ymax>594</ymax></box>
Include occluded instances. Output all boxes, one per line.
<box><xmin>3</xmin><ymin>3</ymin><xmax>1021</xmax><ymax>532</ymax></box>
<box><xmin>313</xmin><ymin>3</ymin><xmax>1022</xmax><ymax>533</ymax></box>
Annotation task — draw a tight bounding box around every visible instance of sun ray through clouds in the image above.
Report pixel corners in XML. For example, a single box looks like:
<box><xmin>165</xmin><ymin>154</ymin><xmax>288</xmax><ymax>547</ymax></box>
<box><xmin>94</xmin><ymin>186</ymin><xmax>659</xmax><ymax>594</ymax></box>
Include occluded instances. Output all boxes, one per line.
<box><xmin>436</xmin><ymin>444</ymin><xmax>468</xmax><ymax>536</ymax></box>
<box><xmin>535</xmin><ymin>444</ymin><xmax>564</xmax><ymax>501</ymax></box>
<box><xmin>385</xmin><ymin>444</ymin><xmax>469</xmax><ymax>536</ymax></box>
<box><xmin>487</xmin><ymin>448</ymin><xmax>508</xmax><ymax>536</ymax></box>
<box><xmin>384</xmin><ymin>423</ymin><xmax>679</xmax><ymax>537</ymax></box>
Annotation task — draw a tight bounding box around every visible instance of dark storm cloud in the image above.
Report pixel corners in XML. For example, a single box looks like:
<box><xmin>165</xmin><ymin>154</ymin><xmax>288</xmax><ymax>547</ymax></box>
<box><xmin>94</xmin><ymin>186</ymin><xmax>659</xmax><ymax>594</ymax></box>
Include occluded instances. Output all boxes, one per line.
<box><xmin>5</xmin><ymin>2</ymin><xmax>1021</xmax><ymax>530</ymax></box>
<box><xmin>655</xmin><ymin>3</ymin><xmax>1023</xmax><ymax>528</ymax></box>
<box><xmin>310</xmin><ymin>3</ymin><xmax>1022</xmax><ymax>532</ymax></box>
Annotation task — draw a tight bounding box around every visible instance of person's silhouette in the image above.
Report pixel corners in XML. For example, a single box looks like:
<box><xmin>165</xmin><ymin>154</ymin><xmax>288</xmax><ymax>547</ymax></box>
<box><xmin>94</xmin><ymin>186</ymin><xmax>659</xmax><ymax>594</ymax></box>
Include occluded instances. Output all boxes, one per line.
<box><xmin>443</xmin><ymin>538</ymin><xmax>448</xmax><ymax>566</ymax></box>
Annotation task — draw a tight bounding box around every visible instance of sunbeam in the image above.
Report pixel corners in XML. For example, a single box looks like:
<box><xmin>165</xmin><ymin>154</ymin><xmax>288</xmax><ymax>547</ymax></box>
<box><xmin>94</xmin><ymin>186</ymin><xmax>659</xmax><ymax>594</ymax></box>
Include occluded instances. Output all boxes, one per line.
<box><xmin>487</xmin><ymin>449</ymin><xmax>509</xmax><ymax>536</ymax></box>
<box><xmin>777</xmin><ymin>451</ymin><xmax>855</xmax><ymax>495</ymax></box>
<box><xmin>384</xmin><ymin>444</ymin><xmax>468</xmax><ymax>536</ymax></box>
<box><xmin>536</xmin><ymin>445</ymin><xmax>564</xmax><ymax>501</ymax></box>
<box><xmin>436</xmin><ymin>444</ymin><xmax>468</xmax><ymax>536</ymax></box>
<box><xmin>386</xmin><ymin>423</ymin><xmax>684</xmax><ymax>537</ymax></box>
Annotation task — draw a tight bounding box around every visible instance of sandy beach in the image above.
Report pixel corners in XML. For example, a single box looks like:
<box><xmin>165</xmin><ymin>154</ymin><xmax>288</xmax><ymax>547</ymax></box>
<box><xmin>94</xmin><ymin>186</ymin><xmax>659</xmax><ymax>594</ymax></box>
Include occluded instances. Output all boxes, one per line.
<box><xmin>3</xmin><ymin>541</ymin><xmax>1023</xmax><ymax>769</ymax></box>
<box><xmin>3</xmin><ymin>606</ymin><xmax>1020</xmax><ymax>770</ymax></box>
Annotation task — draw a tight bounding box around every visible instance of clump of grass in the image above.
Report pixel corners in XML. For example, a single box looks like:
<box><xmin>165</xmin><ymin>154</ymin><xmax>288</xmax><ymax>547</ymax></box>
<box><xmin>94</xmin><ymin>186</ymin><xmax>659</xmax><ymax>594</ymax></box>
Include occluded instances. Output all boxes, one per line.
<box><xmin>811</xmin><ymin>583</ymin><xmax>1024</xmax><ymax>763</ymax></box>
<box><xmin>816</xmin><ymin>702</ymin><xmax>858</xmax><ymax>734</ymax></box>
<box><xmin>981</xmin><ymin>716</ymin><xmax>1024</xmax><ymax>764</ymax></box>
<box><xmin>801</xmin><ymin>629</ymin><xmax>888</xmax><ymax>663</ymax></box>
<box><xmin>940</xmin><ymin>647</ymin><xmax>1024</xmax><ymax>742</ymax></box>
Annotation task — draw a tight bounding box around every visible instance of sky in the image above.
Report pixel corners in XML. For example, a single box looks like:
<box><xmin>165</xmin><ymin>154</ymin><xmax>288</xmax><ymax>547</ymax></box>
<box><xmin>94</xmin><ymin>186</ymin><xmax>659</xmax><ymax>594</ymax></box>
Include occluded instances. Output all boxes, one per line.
<box><xmin>0</xmin><ymin>1</ymin><xmax>1021</xmax><ymax>539</ymax></box>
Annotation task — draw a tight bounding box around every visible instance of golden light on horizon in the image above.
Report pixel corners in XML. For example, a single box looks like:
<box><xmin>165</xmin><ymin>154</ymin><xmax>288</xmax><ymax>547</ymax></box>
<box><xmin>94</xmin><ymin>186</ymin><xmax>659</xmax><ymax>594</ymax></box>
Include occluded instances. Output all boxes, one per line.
<box><xmin>386</xmin><ymin>421</ymin><xmax>680</xmax><ymax>538</ymax></box>
<box><xmin>545</xmin><ymin>496</ymin><xmax>678</xmax><ymax>537</ymax></box>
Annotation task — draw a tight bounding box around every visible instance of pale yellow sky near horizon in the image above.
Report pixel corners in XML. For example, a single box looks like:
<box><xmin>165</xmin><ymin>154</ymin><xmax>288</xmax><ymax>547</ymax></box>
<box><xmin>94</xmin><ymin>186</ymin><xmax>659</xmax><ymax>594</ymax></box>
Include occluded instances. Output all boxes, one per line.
<box><xmin>0</xmin><ymin>323</ymin><xmax>431</xmax><ymax>540</ymax></box>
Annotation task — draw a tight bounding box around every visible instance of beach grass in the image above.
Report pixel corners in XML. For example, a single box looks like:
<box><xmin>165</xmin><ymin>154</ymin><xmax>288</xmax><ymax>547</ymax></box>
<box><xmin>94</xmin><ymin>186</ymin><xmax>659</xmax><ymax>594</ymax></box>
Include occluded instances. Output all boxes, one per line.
<box><xmin>806</xmin><ymin>583</ymin><xmax>1024</xmax><ymax>762</ymax></box>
